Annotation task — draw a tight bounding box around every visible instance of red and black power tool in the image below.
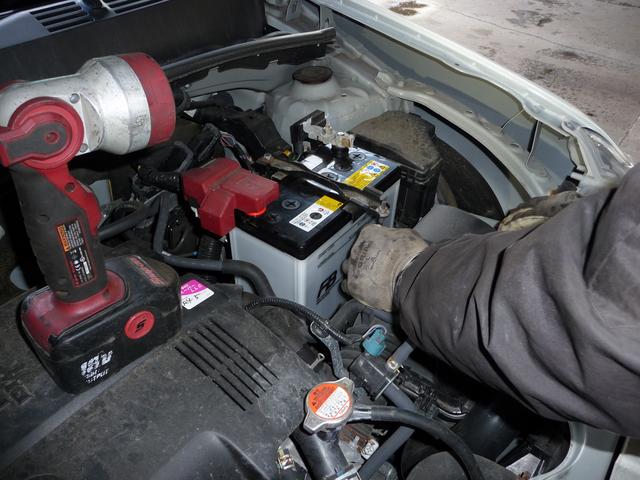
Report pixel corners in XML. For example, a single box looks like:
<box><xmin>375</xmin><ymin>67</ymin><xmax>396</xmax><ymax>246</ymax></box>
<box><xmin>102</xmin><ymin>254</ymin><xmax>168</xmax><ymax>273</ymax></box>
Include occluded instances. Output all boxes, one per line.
<box><xmin>0</xmin><ymin>54</ymin><xmax>181</xmax><ymax>392</ymax></box>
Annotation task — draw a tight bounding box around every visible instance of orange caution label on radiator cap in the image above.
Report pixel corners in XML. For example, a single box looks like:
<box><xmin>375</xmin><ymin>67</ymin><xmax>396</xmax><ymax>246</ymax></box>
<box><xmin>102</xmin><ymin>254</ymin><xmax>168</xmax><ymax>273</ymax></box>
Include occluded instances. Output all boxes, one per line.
<box><xmin>304</xmin><ymin>378</ymin><xmax>355</xmax><ymax>433</ymax></box>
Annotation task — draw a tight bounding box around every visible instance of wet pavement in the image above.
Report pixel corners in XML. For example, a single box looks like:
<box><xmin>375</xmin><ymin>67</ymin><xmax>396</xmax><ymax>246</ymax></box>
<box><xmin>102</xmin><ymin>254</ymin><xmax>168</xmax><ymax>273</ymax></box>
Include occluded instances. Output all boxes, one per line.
<box><xmin>374</xmin><ymin>0</ymin><xmax>640</xmax><ymax>162</ymax></box>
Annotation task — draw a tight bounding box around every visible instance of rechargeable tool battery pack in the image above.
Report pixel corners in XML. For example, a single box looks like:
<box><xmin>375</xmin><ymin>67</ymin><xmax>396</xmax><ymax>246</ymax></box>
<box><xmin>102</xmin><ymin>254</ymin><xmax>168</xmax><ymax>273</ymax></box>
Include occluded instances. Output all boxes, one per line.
<box><xmin>230</xmin><ymin>146</ymin><xmax>400</xmax><ymax>317</ymax></box>
<box><xmin>21</xmin><ymin>255</ymin><xmax>182</xmax><ymax>393</ymax></box>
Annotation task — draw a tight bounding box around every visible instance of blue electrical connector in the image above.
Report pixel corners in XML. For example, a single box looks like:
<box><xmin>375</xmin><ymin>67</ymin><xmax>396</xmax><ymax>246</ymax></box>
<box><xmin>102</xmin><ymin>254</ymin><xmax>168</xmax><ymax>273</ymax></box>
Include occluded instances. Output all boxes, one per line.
<box><xmin>362</xmin><ymin>328</ymin><xmax>386</xmax><ymax>356</ymax></box>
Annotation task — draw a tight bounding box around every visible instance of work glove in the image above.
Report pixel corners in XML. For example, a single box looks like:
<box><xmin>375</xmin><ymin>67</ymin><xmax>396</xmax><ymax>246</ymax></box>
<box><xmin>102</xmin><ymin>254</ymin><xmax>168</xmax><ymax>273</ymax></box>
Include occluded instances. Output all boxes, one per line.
<box><xmin>498</xmin><ymin>190</ymin><xmax>578</xmax><ymax>232</ymax></box>
<box><xmin>343</xmin><ymin>224</ymin><xmax>427</xmax><ymax>312</ymax></box>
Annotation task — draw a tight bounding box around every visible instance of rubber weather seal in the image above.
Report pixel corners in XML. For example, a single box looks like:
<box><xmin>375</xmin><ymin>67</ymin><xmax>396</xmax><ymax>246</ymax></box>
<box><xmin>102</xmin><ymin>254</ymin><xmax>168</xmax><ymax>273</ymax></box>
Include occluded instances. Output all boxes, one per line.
<box><xmin>163</xmin><ymin>28</ymin><xmax>337</xmax><ymax>82</ymax></box>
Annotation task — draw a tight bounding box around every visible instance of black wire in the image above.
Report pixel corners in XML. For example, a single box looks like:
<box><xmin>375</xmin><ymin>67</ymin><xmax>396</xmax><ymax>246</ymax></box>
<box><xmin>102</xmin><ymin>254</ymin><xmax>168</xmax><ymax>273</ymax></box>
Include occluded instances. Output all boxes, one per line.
<box><xmin>98</xmin><ymin>197</ymin><xmax>160</xmax><ymax>240</ymax></box>
<box><xmin>351</xmin><ymin>406</ymin><xmax>486</xmax><ymax>480</ymax></box>
<box><xmin>244</xmin><ymin>297</ymin><xmax>353</xmax><ymax>345</ymax></box>
<box><xmin>195</xmin><ymin>124</ymin><xmax>221</xmax><ymax>164</ymax></box>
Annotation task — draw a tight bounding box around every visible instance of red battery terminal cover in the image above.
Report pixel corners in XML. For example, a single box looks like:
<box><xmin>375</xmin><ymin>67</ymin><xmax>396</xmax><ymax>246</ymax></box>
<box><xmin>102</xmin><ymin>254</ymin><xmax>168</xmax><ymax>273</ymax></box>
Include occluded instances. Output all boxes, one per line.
<box><xmin>182</xmin><ymin>158</ymin><xmax>280</xmax><ymax>236</ymax></box>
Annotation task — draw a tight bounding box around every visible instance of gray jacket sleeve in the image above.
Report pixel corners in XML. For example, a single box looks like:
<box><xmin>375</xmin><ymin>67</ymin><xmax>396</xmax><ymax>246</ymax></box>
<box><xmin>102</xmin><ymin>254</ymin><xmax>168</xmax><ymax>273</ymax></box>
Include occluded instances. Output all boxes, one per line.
<box><xmin>395</xmin><ymin>164</ymin><xmax>640</xmax><ymax>437</ymax></box>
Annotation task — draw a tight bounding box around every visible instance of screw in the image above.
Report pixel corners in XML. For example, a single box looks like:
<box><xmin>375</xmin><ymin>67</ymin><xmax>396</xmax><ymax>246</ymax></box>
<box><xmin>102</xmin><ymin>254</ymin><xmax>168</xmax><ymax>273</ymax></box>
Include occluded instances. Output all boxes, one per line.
<box><xmin>281</xmin><ymin>199</ymin><xmax>301</xmax><ymax>210</ymax></box>
<box><xmin>267</xmin><ymin>212</ymin><xmax>281</xmax><ymax>224</ymax></box>
<box><xmin>79</xmin><ymin>143</ymin><xmax>88</xmax><ymax>153</ymax></box>
<box><xmin>69</xmin><ymin>93</ymin><xmax>80</xmax><ymax>104</ymax></box>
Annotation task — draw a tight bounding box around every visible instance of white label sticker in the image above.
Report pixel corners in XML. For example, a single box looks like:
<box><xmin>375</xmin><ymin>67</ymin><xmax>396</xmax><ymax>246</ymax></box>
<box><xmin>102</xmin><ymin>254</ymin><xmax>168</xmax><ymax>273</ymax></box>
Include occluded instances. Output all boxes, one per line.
<box><xmin>301</xmin><ymin>154</ymin><xmax>324</xmax><ymax>170</ymax></box>
<box><xmin>180</xmin><ymin>279</ymin><xmax>214</xmax><ymax>310</ymax></box>
<box><xmin>289</xmin><ymin>199</ymin><xmax>338</xmax><ymax>232</ymax></box>
<box><xmin>316</xmin><ymin>386</ymin><xmax>351</xmax><ymax>419</ymax></box>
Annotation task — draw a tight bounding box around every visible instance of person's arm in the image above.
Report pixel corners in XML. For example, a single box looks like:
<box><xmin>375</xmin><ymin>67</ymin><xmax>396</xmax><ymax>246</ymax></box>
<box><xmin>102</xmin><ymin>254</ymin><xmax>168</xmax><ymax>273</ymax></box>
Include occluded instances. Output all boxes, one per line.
<box><xmin>395</xmin><ymin>164</ymin><xmax>640</xmax><ymax>436</ymax></box>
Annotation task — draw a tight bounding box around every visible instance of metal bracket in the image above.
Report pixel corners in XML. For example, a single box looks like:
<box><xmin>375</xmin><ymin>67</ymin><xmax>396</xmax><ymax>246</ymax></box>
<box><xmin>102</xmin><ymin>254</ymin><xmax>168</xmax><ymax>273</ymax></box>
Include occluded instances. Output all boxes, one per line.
<box><xmin>257</xmin><ymin>154</ymin><xmax>389</xmax><ymax>218</ymax></box>
<box><xmin>310</xmin><ymin>321</ymin><xmax>347</xmax><ymax>378</ymax></box>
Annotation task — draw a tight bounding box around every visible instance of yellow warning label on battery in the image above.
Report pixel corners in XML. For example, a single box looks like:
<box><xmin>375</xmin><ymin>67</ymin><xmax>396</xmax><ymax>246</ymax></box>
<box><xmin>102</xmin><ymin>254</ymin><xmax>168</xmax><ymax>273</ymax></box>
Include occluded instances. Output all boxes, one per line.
<box><xmin>316</xmin><ymin>195</ymin><xmax>343</xmax><ymax>211</ymax></box>
<box><xmin>344</xmin><ymin>160</ymin><xmax>389</xmax><ymax>190</ymax></box>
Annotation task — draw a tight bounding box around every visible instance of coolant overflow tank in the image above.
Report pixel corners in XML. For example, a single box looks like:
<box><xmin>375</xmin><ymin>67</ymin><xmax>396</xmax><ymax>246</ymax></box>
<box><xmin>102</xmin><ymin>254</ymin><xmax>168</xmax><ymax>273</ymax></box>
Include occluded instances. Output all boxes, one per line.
<box><xmin>266</xmin><ymin>65</ymin><xmax>388</xmax><ymax>143</ymax></box>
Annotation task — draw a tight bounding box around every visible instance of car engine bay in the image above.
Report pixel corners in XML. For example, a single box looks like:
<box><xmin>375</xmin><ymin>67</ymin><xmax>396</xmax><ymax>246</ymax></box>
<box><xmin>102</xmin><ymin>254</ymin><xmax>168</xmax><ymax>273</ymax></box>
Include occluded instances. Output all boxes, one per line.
<box><xmin>0</xmin><ymin>0</ymin><xmax>611</xmax><ymax>479</ymax></box>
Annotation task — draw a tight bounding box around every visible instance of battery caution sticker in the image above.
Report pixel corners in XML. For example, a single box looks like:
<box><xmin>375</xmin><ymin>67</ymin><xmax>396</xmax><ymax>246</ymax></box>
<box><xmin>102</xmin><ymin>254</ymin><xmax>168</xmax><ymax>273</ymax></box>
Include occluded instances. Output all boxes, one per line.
<box><xmin>57</xmin><ymin>219</ymin><xmax>94</xmax><ymax>287</ymax></box>
<box><xmin>180</xmin><ymin>279</ymin><xmax>214</xmax><ymax>310</ymax></box>
<box><xmin>344</xmin><ymin>160</ymin><xmax>389</xmax><ymax>189</ymax></box>
<box><xmin>290</xmin><ymin>159</ymin><xmax>389</xmax><ymax>232</ymax></box>
<box><xmin>289</xmin><ymin>195</ymin><xmax>343</xmax><ymax>232</ymax></box>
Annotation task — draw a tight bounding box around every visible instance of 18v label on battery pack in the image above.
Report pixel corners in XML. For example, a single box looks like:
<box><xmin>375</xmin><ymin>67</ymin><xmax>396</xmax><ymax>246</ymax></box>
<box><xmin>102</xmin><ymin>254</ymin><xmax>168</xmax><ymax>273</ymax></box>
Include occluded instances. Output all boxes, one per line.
<box><xmin>57</xmin><ymin>219</ymin><xmax>94</xmax><ymax>287</ymax></box>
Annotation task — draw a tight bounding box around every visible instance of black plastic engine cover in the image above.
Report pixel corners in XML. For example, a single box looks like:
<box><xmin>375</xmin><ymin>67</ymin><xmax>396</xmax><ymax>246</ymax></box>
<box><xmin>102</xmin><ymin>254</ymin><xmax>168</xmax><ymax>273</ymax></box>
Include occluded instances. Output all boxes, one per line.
<box><xmin>0</xmin><ymin>278</ymin><xmax>320</xmax><ymax>479</ymax></box>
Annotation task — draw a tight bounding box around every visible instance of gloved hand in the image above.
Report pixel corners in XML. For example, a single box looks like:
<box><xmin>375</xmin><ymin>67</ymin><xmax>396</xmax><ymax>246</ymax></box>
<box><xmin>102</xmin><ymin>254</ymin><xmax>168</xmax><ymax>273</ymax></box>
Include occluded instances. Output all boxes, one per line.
<box><xmin>498</xmin><ymin>190</ymin><xmax>578</xmax><ymax>232</ymax></box>
<box><xmin>343</xmin><ymin>224</ymin><xmax>427</xmax><ymax>311</ymax></box>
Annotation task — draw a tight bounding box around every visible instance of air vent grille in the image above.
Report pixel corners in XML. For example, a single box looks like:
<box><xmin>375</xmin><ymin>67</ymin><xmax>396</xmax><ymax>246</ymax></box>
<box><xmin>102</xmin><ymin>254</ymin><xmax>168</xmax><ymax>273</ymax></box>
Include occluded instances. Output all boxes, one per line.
<box><xmin>103</xmin><ymin>0</ymin><xmax>165</xmax><ymax>14</ymax></box>
<box><xmin>32</xmin><ymin>1</ymin><xmax>92</xmax><ymax>33</ymax></box>
<box><xmin>176</xmin><ymin>320</ymin><xmax>278</xmax><ymax>411</ymax></box>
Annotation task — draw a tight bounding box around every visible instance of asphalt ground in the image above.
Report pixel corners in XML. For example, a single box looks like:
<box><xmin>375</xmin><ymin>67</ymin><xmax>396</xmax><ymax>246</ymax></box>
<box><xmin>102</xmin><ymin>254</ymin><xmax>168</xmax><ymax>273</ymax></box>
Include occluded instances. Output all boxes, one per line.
<box><xmin>375</xmin><ymin>0</ymin><xmax>640</xmax><ymax>163</ymax></box>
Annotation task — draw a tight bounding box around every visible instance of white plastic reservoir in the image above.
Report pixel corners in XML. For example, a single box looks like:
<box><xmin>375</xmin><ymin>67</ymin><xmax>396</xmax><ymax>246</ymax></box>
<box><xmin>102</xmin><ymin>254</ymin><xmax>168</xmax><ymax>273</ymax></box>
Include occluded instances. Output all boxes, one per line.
<box><xmin>266</xmin><ymin>66</ymin><xmax>389</xmax><ymax>143</ymax></box>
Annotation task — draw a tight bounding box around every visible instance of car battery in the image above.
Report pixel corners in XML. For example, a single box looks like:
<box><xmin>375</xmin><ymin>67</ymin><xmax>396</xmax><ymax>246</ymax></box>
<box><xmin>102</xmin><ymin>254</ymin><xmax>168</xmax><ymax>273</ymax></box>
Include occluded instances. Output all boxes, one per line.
<box><xmin>230</xmin><ymin>146</ymin><xmax>400</xmax><ymax>317</ymax></box>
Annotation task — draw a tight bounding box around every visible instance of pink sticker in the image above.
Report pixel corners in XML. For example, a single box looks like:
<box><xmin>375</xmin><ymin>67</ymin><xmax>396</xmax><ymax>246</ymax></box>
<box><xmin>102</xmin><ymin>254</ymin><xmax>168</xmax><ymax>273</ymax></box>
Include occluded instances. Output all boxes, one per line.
<box><xmin>180</xmin><ymin>279</ymin><xmax>214</xmax><ymax>310</ymax></box>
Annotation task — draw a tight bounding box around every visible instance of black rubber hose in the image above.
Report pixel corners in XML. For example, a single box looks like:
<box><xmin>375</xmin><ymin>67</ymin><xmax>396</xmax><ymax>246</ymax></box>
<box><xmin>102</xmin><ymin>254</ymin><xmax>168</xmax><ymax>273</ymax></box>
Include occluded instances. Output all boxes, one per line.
<box><xmin>163</xmin><ymin>28</ymin><xmax>336</xmax><ymax>81</ymax></box>
<box><xmin>98</xmin><ymin>198</ymin><xmax>160</xmax><ymax>241</ymax></box>
<box><xmin>196</xmin><ymin>235</ymin><xmax>223</xmax><ymax>283</ymax></box>
<box><xmin>152</xmin><ymin>193</ymin><xmax>174</xmax><ymax>254</ymax></box>
<box><xmin>330</xmin><ymin>300</ymin><xmax>394</xmax><ymax>331</ymax></box>
<box><xmin>452</xmin><ymin>399</ymin><xmax>520</xmax><ymax>460</ymax></box>
<box><xmin>198</xmin><ymin>235</ymin><xmax>223</xmax><ymax>261</ymax></box>
<box><xmin>163</xmin><ymin>255</ymin><xmax>275</xmax><ymax>297</ymax></box>
<box><xmin>245</xmin><ymin>297</ymin><xmax>353</xmax><ymax>345</ymax></box>
<box><xmin>359</xmin><ymin>344</ymin><xmax>418</xmax><ymax>479</ymax></box>
<box><xmin>292</xmin><ymin>429</ymin><xmax>353</xmax><ymax>480</ymax></box>
<box><xmin>351</xmin><ymin>406</ymin><xmax>485</xmax><ymax>480</ymax></box>
<box><xmin>357</xmin><ymin>382</ymin><xmax>416</xmax><ymax>479</ymax></box>
<box><xmin>329</xmin><ymin>299</ymin><xmax>367</xmax><ymax>331</ymax></box>
<box><xmin>390</xmin><ymin>341</ymin><xmax>415</xmax><ymax>365</ymax></box>
<box><xmin>152</xmin><ymin>193</ymin><xmax>275</xmax><ymax>297</ymax></box>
